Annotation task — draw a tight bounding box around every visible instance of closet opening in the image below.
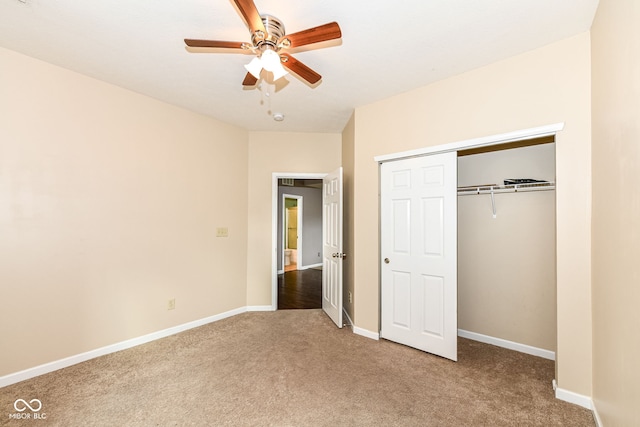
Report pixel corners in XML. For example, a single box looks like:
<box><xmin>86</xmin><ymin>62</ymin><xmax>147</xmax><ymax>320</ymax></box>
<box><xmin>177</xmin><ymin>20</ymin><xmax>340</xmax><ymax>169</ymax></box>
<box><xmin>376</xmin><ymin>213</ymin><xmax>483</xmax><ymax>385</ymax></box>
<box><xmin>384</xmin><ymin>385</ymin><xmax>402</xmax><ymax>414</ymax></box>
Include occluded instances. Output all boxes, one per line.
<box><xmin>457</xmin><ymin>135</ymin><xmax>557</xmax><ymax>361</ymax></box>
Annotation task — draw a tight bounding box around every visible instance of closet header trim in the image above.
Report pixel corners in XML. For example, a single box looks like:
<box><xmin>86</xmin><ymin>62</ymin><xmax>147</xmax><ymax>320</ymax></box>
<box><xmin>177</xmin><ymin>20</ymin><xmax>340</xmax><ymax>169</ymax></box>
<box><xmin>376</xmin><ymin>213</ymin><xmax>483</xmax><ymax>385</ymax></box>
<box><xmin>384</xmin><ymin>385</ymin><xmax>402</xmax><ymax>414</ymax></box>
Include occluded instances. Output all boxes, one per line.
<box><xmin>374</xmin><ymin>123</ymin><xmax>564</xmax><ymax>164</ymax></box>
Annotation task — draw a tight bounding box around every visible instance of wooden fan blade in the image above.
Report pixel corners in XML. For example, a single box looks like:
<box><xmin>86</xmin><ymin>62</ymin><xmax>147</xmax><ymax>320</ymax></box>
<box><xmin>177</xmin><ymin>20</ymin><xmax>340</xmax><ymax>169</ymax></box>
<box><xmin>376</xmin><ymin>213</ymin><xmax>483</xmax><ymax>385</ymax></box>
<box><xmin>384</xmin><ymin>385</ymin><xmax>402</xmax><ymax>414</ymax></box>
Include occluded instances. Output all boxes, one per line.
<box><xmin>233</xmin><ymin>0</ymin><xmax>266</xmax><ymax>35</ymax></box>
<box><xmin>242</xmin><ymin>72</ymin><xmax>258</xmax><ymax>86</ymax></box>
<box><xmin>185</xmin><ymin>39</ymin><xmax>246</xmax><ymax>50</ymax></box>
<box><xmin>279</xmin><ymin>22</ymin><xmax>341</xmax><ymax>49</ymax></box>
<box><xmin>280</xmin><ymin>53</ymin><xmax>321</xmax><ymax>85</ymax></box>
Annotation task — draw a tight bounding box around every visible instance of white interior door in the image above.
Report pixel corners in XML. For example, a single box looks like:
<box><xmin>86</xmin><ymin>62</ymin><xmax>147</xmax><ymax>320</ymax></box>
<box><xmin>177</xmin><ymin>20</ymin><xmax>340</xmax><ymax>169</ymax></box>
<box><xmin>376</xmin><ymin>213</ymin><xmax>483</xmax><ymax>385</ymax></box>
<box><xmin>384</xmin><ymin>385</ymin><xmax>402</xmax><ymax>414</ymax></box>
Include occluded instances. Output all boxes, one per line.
<box><xmin>380</xmin><ymin>152</ymin><xmax>458</xmax><ymax>361</ymax></box>
<box><xmin>322</xmin><ymin>167</ymin><xmax>343</xmax><ymax>328</ymax></box>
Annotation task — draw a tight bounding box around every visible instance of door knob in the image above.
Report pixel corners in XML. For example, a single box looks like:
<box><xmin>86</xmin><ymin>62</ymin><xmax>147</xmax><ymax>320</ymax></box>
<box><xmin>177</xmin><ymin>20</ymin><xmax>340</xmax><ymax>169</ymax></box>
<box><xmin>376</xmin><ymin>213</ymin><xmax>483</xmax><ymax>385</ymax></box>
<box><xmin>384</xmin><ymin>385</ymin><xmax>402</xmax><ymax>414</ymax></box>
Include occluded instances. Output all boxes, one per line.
<box><xmin>384</xmin><ymin>258</ymin><xmax>390</xmax><ymax>264</ymax></box>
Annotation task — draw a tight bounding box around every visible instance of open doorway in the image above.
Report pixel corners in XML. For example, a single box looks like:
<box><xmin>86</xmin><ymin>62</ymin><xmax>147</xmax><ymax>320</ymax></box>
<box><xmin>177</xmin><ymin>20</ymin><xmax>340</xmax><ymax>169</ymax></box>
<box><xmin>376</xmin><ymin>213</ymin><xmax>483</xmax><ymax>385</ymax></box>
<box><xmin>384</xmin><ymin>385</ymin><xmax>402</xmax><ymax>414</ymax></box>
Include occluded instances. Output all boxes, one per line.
<box><xmin>275</xmin><ymin>177</ymin><xmax>323</xmax><ymax>309</ymax></box>
<box><xmin>282</xmin><ymin>194</ymin><xmax>302</xmax><ymax>272</ymax></box>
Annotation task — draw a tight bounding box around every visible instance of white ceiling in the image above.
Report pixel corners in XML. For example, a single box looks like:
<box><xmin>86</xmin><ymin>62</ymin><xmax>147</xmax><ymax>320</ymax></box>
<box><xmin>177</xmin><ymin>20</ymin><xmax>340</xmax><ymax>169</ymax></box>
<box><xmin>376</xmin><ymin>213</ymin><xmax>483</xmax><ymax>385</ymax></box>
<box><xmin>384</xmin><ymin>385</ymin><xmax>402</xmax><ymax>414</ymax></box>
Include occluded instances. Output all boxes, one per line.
<box><xmin>0</xmin><ymin>0</ymin><xmax>599</xmax><ymax>133</ymax></box>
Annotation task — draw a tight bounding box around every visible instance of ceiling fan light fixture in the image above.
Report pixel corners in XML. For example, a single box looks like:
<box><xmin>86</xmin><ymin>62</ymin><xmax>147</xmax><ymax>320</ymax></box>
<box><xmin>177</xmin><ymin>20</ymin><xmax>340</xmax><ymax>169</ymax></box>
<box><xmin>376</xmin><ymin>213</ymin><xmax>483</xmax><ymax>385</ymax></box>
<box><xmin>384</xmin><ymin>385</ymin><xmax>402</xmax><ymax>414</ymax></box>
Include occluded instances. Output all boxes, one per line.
<box><xmin>244</xmin><ymin>49</ymin><xmax>288</xmax><ymax>81</ymax></box>
<box><xmin>244</xmin><ymin>56</ymin><xmax>263</xmax><ymax>79</ymax></box>
<box><xmin>261</xmin><ymin>49</ymin><xmax>288</xmax><ymax>80</ymax></box>
<box><xmin>260</xmin><ymin>49</ymin><xmax>280</xmax><ymax>71</ymax></box>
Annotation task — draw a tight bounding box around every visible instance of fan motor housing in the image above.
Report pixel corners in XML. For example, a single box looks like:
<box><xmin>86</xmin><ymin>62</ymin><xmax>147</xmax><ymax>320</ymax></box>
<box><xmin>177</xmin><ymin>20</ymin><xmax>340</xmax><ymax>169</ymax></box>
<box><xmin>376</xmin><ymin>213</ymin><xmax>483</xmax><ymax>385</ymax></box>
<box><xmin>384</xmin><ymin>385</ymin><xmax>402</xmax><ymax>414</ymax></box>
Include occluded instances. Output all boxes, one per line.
<box><xmin>252</xmin><ymin>15</ymin><xmax>285</xmax><ymax>50</ymax></box>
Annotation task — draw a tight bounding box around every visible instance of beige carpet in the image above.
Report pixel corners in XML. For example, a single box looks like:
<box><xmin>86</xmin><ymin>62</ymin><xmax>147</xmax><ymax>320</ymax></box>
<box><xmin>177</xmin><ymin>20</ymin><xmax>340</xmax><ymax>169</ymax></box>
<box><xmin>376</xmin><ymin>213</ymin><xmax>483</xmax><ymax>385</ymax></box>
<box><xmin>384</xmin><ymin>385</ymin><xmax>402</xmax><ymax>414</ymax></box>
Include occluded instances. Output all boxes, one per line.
<box><xmin>1</xmin><ymin>310</ymin><xmax>594</xmax><ymax>426</ymax></box>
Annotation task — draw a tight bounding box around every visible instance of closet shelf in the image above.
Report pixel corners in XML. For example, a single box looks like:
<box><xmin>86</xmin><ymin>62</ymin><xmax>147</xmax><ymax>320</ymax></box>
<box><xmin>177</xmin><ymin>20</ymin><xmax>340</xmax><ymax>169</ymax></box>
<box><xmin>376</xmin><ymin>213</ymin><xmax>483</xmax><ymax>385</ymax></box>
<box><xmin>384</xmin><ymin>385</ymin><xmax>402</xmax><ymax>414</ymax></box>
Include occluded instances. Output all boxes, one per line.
<box><xmin>457</xmin><ymin>181</ymin><xmax>555</xmax><ymax>196</ymax></box>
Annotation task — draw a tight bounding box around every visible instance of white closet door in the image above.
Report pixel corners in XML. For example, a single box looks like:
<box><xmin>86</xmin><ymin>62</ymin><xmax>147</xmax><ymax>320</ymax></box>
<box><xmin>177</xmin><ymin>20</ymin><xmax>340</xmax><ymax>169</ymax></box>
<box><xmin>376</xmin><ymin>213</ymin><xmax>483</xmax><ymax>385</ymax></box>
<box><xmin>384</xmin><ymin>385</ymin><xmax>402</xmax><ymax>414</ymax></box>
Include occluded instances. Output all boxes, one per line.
<box><xmin>380</xmin><ymin>152</ymin><xmax>458</xmax><ymax>361</ymax></box>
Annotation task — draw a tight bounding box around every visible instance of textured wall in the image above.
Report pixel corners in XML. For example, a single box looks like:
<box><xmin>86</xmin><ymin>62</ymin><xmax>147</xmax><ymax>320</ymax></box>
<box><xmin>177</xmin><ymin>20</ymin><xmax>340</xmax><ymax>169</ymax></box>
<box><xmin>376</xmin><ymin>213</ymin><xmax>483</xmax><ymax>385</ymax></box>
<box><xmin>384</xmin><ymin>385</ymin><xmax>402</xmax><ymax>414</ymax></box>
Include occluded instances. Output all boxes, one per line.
<box><xmin>0</xmin><ymin>47</ymin><xmax>249</xmax><ymax>376</ymax></box>
<box><xmin>591</xmin><ymin>0</ymin><xmax>640</xmax><ymax>424</ymax></box>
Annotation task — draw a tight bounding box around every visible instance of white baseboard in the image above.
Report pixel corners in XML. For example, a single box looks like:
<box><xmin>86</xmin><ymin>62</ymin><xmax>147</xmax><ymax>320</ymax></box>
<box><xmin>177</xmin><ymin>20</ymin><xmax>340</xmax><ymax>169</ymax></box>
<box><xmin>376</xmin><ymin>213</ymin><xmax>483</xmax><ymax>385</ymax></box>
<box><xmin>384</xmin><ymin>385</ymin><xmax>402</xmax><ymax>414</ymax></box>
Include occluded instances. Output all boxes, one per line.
<box><xmin>457</xmin><ymin>329</ymin><xmax>555</xmax><ymax>361</ymax></box>
<box><xmin>592</xmin><ymin>401</ymin><xmax>603</xmax><ymax>427</ymax></box>
<box><xmin>0</xmin><ymin>306</ymin><xmax>247</xmax><ymax>388</ymax></box>
<box><xmin>555</xmin><ymin>386</ymin><xmax>593</xmax><ymax>410</ymax></box>
<box><xmin>353</xmin><ymin>326</ymin><xmax>379</xmax><ymax>340</ymax></box>
<box><xmin>246</xmin><ymin>305</ymin><xmax>275</xmax><ymax>312</ymax></box>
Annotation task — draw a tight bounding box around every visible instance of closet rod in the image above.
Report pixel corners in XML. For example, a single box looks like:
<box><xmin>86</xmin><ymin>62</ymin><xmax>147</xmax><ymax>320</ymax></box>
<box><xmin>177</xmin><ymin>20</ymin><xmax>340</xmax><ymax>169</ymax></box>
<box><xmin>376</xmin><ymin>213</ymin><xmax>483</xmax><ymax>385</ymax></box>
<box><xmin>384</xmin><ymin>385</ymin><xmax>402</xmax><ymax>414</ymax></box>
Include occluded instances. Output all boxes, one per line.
<box><xmin>457</xmin><ymin>182</ymin><xmax>555</xmax><ymax>196</ymax></box>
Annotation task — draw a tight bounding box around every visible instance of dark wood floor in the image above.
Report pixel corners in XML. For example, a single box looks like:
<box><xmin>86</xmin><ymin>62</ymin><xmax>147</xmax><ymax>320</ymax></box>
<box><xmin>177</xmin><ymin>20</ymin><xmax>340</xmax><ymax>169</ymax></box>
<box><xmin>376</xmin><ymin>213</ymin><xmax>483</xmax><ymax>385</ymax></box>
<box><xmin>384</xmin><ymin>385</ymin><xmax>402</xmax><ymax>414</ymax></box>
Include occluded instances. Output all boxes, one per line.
<box><xmin>277</xmin><ymin>268</ymin><xmax>322</xmax><ymax>309</ymax></box>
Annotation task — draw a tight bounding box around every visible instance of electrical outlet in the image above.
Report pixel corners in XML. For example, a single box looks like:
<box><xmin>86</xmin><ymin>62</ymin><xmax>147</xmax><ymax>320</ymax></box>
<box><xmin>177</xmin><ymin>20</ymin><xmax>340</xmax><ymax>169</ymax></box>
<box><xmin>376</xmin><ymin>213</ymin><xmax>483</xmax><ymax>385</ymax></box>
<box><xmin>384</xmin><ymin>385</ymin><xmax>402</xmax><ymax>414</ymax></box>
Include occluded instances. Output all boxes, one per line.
<box><xmin>216</xmin><ymin>227</ymin><xmax>229</xmax><ymax>237</ymax></box>
<box><xmin>348</xmin><ymin>291</ymin><xmax>353</xmax><ymax>304</ymax></box>
<box><xmin>168</xmin><ymin>298</ymin><xmax>176</xmax><ymax>310</ymax></box>
<box><xmin>318</xmin><ymin>252</ymin><xmax>321</xmax><ymax>257</ymax></box>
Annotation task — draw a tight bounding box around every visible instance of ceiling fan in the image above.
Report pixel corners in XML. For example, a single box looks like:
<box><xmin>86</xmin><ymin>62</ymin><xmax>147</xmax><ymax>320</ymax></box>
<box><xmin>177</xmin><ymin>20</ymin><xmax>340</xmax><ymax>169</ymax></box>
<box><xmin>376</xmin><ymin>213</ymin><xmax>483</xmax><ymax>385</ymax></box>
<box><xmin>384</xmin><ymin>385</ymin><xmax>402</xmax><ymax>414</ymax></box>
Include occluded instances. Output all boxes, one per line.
<box><xmin>184</xmin><ymin>0</ymin><xmax>342</xmax><ymax>87</ymax></box>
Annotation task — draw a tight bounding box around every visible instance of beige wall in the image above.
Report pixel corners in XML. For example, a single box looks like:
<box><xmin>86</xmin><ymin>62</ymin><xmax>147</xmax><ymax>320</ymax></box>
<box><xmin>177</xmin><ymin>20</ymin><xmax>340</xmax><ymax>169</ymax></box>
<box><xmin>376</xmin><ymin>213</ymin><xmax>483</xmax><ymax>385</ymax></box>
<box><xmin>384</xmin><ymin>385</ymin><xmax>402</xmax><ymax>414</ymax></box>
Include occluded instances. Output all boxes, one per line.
<box><xmin>341</xmin><ymin>114</ymin><xmax>355</xmax><ymax>322</ymax></box>
<box><xmin>351</xmin><ymin>34</ymin><xmax>592</xmax><ymax>396</ymax></box>
<box><xmin>0</xmin><ymin>47</ymin><xmax>249</xmax><ymax>376</ymax></box>
<box><xmin>246</xmin><ymin>132</ymin><xmax>341</xmax><ymax>307</ymax></box>
<box><xmin>458</xmin><ymin>144</ymin><xmax>556</xmax><ymax>351</ymax></box>
<box><xmin>591</xmin><ymin>0</ymin><xmax>640</xmax><ymax>424</ymax></box>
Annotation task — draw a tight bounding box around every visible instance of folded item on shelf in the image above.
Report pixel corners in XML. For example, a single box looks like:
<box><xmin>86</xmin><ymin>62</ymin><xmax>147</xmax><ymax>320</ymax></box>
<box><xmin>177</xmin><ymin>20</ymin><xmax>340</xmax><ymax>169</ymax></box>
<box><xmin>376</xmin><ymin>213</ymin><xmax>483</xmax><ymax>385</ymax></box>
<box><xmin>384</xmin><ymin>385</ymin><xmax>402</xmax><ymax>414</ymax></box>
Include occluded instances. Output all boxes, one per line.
<box><xmin>503</xmin><ymin>178</ymin><xmax>548</xmax><ymax>185</ymax></box>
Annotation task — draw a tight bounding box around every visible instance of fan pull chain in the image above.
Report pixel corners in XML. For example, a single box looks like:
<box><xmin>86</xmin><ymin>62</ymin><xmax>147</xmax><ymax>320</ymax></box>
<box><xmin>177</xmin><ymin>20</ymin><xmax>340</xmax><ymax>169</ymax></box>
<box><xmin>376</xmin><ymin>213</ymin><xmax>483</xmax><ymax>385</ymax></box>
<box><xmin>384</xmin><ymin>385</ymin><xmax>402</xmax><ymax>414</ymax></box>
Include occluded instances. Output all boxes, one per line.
<box><xmin>258</xmin><ymin>81</ymin><xmax>275</xmax><ymax>115</ymax></box>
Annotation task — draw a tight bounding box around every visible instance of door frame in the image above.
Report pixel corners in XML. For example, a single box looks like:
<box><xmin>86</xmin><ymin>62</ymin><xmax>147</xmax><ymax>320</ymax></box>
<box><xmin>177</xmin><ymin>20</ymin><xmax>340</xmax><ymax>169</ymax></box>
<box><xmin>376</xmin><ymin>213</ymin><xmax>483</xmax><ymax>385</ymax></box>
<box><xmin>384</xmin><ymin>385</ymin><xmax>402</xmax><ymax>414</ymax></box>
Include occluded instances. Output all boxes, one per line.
<box><xmin>271</xmin><ymin>172</ymin><xmax>327</xmax><ymax>311</ymax></box>
<box><xmin>281</xmin><ymin>194</ymin><xmax>303</xmax><ymax>272</ymax></box>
